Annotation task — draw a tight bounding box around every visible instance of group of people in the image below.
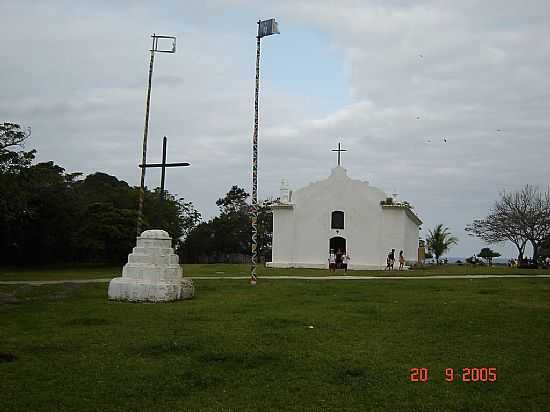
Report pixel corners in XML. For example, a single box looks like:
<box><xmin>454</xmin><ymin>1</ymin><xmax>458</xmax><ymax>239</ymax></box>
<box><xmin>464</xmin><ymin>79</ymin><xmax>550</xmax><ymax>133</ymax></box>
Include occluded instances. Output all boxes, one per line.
<box><xmin>386</xmin><ymin>248</ymin><xmax>406</xmax><ymax>271</ymax></box>
<box><xmin>509</xmin><ymin>256</ymin><xmax>550</xmax><ymax>268</ymax></box>
<box><xmin>328</xmin><ymin>249</ymin><xmax>350</xmax><ymax>272</ymax></box>
<box><xmin>328</xmin><ymin>248</ymin><xmax>406</xmax><ymax>271</ymax></box>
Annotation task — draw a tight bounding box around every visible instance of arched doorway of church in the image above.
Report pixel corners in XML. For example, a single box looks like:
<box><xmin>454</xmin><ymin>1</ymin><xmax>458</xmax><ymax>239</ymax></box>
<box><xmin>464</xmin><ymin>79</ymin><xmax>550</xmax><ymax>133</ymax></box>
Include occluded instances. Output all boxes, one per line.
<box><xmin>329</xmin><ymin>236</ymin><xmax>346</xmax><ymax>268</ymax></box>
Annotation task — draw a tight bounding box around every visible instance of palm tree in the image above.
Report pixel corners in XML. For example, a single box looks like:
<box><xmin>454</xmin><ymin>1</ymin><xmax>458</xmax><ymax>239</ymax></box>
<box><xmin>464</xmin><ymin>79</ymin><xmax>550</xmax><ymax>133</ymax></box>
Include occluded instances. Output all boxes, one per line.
<box><xmin>426</xmin><ymin>224</ymin><xmax>458</xmax><ymax>263</ymax></box>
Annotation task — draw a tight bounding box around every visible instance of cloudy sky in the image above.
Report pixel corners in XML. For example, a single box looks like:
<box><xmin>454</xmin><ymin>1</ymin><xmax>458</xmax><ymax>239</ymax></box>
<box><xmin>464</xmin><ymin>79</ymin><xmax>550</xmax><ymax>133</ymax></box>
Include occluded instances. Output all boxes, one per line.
<box><xmin>2</xmin><ymin>0</ymin><xmax>549</xmax><ymax>258</ymax></box>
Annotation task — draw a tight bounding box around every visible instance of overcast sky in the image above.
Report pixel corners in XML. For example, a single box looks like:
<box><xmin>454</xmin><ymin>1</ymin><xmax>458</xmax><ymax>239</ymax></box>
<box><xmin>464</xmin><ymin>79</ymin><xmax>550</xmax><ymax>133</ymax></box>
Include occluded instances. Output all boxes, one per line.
<box><xmin>2</xmin><ymin>0</ymin><xmax>549</xmax><ymax>258</ymax></box>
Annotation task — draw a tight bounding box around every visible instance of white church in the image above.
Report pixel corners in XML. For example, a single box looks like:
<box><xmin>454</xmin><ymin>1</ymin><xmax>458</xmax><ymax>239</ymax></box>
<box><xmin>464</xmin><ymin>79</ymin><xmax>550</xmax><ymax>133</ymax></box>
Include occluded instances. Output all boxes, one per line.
<box><xmin>267</xmin><ymin>157</ymin><xmax>422</xmax><ymax>270</ymax></box>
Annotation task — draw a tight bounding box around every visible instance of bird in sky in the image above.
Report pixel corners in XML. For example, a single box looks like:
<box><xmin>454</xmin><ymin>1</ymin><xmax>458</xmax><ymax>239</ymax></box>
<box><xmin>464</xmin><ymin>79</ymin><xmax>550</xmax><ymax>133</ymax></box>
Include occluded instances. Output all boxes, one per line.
<box><xmin>443</xmin><ymin>138</ymin><xmax>447</xmax><ymax>143</ymax></box>
<box><xmin>416</xmin><ymin>116</ymin><xmax>420</xmax><ymax>120</ymax></box>
<box><xmin>425</xmin><ymin>139</ymin><xmax>432</xmax><ymax>143</ymax></box>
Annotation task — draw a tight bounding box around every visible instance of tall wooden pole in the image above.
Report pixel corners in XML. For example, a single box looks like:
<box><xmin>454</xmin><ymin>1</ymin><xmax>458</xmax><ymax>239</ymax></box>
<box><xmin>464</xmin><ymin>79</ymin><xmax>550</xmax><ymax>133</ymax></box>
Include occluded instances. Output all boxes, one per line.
<box><xmin>136</xmin><ymin>37</ymin><xmax>156</xmax><ymax>237</ymax></box>
<box><xmin>250</xmin><ymin>29</ymin><xmax>261</xmax><ymax>285</ymax></box>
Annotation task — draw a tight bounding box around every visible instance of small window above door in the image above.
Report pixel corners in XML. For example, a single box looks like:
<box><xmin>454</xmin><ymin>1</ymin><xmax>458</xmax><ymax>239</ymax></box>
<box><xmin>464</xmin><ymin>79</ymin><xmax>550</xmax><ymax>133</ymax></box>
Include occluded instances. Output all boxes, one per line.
<box><xmin>331</xmin><ymin>211</ymin><xmax>344</xmax><ymax>229</ymax></box>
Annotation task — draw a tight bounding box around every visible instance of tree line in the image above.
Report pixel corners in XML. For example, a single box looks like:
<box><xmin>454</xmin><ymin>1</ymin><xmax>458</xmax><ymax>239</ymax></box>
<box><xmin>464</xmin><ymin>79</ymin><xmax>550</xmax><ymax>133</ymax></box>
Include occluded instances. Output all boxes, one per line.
<box><xmin>180</xmin><ymin>185</ymin><xmax>272</xmax><ymax>263</ymax></box>
<box><xmin>0</xmin><ymin>122</ymin><xmax>270</xmax><ymax>265</ymax></box>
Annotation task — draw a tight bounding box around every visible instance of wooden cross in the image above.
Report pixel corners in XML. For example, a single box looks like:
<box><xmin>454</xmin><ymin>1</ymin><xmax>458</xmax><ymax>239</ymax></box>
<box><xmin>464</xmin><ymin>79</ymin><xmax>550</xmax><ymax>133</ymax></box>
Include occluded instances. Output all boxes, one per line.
<box><xmin>332</xmin><ymin>142</ymin><xmax>347</xmax><ymax>166</ymax></box>
<box><xmin>139</xmin><ymin>136</ymin><xmax>190</xmax><ymax>200</ymax></box>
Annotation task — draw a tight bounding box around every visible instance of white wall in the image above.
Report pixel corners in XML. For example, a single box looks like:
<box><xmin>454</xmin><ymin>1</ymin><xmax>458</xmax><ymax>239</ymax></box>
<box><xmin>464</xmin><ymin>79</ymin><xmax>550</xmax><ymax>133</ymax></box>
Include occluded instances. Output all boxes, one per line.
<box><xmin>381</xmin><ymin>208</ymin><xmax>405</xmax><ymax>266</ymax></box>
<box><xmin>403</xmin><ymin>211</ymin><xmax>420</xmax><ymax>263</ymax></box>
<box><xmin>381</xmin><ymin>207</ymin><xmax>421</xmax><ymax>265</ymax></box>
<box><xmin>271</xmin><ymin>207</ymin><xmax>294</xmax><ymax>264</ymax></box>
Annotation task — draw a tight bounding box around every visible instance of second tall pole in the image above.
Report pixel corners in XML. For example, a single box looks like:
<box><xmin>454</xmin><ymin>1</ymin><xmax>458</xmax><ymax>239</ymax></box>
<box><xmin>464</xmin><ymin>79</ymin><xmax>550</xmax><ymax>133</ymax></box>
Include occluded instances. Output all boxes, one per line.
<box><xmin>250</xmin><ymin>33</ymin><xmax>261</xmax><ymax>285</ymax></box>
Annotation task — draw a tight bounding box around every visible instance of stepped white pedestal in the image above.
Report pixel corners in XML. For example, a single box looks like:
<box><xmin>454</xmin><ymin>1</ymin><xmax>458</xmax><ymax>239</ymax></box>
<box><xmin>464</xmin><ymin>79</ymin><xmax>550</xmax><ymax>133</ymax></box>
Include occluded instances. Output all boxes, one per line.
<box><xmin>108</xmin><ymin>229</ymin><xmax>194</xmax><ymax>302</ymax></box>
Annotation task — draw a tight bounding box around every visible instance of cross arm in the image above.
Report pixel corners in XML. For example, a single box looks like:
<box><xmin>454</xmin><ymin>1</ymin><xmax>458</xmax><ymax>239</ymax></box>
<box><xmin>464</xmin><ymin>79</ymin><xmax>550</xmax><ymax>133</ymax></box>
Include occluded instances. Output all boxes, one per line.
<box><xmin>139</xmin><ymin>162</ymin><xmax>191</xmax><ymax>168</ymax></box>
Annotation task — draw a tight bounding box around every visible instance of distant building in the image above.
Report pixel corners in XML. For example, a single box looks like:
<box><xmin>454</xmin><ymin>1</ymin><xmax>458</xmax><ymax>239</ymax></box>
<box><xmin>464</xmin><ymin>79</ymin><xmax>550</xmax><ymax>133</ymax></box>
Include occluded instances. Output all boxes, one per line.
<box><xmin>267</xmin><ymin>166</ymin><xmax>422</xmax><ymax>270</ymax></box>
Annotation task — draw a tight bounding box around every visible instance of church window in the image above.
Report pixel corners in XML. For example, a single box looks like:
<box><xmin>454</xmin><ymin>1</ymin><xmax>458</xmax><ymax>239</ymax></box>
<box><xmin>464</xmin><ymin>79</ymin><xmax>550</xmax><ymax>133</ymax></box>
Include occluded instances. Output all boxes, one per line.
<box><xmin>331</xmin><ymin>211</ymin><xmax>344</xmax><ymax>229</ymax></box>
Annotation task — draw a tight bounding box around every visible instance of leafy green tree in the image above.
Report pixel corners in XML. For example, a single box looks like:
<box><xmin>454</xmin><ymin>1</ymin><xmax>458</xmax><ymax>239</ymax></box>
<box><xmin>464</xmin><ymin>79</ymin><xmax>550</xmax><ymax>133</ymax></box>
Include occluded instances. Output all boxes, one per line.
<box><xmin>0</xmin><ymin>122</ymin><xmax>35</xmax><ymax>174</ymax></box>
<box><xmin>176</xmin><ymin>197</ymin><xmax>202</xmax><ymax>241</ymax></box>
<box><xmin>0</xmin><ymin>123</ymin><xmax>37</xmax><ymax>262</ymax></box>
<box><xmin>216</xmin><ymin>185</ymin><xmax>249</xmax><ymax>215</ymax></box>
<box><xmin>75</xmin><ymin>172</ymin><xmax>136</xmax><ymax>210</ymax></box>
<box><xmin>477</xmin><ymin>247</ymin><xmax>501</xmax><ymax>266</ymax></box>
<box><xmin>15</xmin><ymin>161</ymin><xmax>81</xmax><ymax>264</ymax></box>
<box><xmin>143</xmin><ymin>189</ymin><xmax>202</xmax><ymax>249</ymax></box>
<box><xmin>466</xmin><ymin>185</ymin><xmax>550</xmax><ymax>261</ymax></box>
<box><xmin>215</xmin><ymin>185</ymin><xmax>251</xmax><ymax>255</ymax></box>
<box><xmin>75</xmin><ymin>202</ymin><xmax>136</xmax><ymax>262</ymax></box>
<box><xmin>71</xmin><ymin>171</ymin><xmax>201</xmax><ymax>262</ymax></box>
<box><xmin>214</xmin><ymin>186</ymin><xmax>273</xmax><ymax>260</ymax></box>
<box><xmin>72</xmin><ymin>172</ymin><xmax>138</xmax><ymax>263</ymax></box>
<box><xmin>426</xmin><ymin>224</ymin><xmax>458</xmax><ymax>263</ymax></box>
<box><xmin>540</xmin><ymin>238</ymin><xmax>550</xmax><ymax>260</ymax></box>
<box><xmin>183</xmin><ymin>185</ymin><xmax>274</xmax><ymax>263</ymax></box>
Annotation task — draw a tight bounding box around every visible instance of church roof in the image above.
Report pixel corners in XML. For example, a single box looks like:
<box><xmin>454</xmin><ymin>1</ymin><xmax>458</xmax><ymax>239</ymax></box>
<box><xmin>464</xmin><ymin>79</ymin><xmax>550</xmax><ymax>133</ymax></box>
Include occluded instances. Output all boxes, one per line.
<box><xmin>293</xmin><ymin>166</ymin><xmax>383</xmax><ymax>200</ymax></box>
<box><xmin>381</xmin><ymin>204</ymin><xmax>423</xmax><ymax>225</ymax></box>
<box><xmin>271</xmin><ymin>166</ymin><xmax>422</xmax><ymax>226</ymax></box>
<box><xmin>271</xmin><ymin>201</ymin><xmax>293</xmax><ymax>209</ymax></box>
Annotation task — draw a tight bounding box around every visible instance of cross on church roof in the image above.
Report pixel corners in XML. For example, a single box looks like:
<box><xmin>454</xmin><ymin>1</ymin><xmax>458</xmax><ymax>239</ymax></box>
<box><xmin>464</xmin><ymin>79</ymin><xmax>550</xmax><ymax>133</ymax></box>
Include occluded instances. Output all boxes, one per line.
<box><xmin>331</xmin><ymin>142</ymin><xmax>347</xmax><ymax>166</ymax></box>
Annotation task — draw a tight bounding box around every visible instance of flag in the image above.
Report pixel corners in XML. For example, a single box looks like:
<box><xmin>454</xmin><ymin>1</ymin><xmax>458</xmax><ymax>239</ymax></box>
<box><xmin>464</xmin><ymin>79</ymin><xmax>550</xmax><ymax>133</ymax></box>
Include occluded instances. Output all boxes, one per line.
<box><xmin>258</xmin><ymin>18</ymin><xmax>280</xmax><ymax>38</ymax></box>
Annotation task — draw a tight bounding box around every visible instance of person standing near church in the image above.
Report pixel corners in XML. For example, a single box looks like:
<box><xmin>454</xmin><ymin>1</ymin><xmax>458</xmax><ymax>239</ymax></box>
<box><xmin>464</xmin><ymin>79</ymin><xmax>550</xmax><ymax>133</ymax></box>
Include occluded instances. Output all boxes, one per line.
<box><xmin>328</xmin><ymin>251</ymin><xmax>336</xmax><ymax>272</ymax></box>
<box><xmin>336</xmin><ymin>249</ymin><xmax>343</xmax><ymax>269</ymax></box>
<box><xmin>386</xmin><ymin>249</ymin><xmax>395</xmax><ymax>270</ymax></box>
<box><xmin>398</xmin><ymin>250</ymin><xmax>405</xmax><ymax>270</ymax></box>
<box><xmin>342</xmin><ymin>253</ymin><xmax>349</xmax><ymax>272</ymax></box>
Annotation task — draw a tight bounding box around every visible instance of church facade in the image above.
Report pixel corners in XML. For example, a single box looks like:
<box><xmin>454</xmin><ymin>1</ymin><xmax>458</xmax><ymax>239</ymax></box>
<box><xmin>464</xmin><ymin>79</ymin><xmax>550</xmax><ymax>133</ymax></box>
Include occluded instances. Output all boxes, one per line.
<box><xmin>267</xmin><ymin>166</ymin><xmax>422</xmax><ymax>270</ymax></box>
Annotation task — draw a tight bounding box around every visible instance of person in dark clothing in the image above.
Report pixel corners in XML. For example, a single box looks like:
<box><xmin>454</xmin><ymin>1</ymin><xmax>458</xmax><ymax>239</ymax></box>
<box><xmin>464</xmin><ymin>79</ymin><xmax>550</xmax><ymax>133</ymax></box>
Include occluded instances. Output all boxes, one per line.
<box><xmin>386</xmin><ymin>249</ymin><xmax>395</xmax><ymax>270</ymax></box>
<box><xmin>336</xmin><ymin>249</ymin><xmax>343</xmax><ymax>270</ymax></box>
<box><xmin>385</xmin><ymin>249</ymin><xmax>395</xmax><ymax>270</ymax></box>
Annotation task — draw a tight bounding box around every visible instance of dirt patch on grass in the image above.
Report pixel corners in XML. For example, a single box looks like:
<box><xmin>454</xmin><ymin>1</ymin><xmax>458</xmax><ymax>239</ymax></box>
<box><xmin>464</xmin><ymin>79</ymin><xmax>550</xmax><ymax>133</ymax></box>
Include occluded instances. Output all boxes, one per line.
<box><xmin>176</xmin><ymin>370</ymin><xmax>221</xmax><ymax>390</ymax></box>
<box><xmin>476</xmin><ymin>289</ymin><xmax>500</xmax><ymax>295</ymax></box>
<box><xmin>1</xmin><ymin>283</ymin><xmax>84</xmax><ymax>303</ymax></box>
<box><xmin>25</xmin><ymin>343</ymin><xmax>76</xmax><ymax>354</ymax></box>
<box><xmin>333</xmin><ymin>366</ymin><xmax>374</xmax><ymax>387</ymax></box>
<box><xmin>198</xmin><ymin>351</ymin><xmax>278</xmax><ymax>369</ymax></box>
<box><xmin>136</xmin><ymin>340</ymin><xmax>201</xmax><ymax>357</ymax></box>
<box><xmin>44</xmin><ymin>283</ymin><xmax>83</xmax><ymax>301</ymax></box>
<box><xmin>66</xmin><ymin>317</ymin><xmax>112</xmax><ymax>326</ymax></box>
<box><xmin>0</xmin><ymin>292</ymin><xmax>20</xmax><ymax>305</ymax></box>
<box><xmin>260</xmin><ymin>317</ymin><xmax>308</xmax><ymax>329</ymax></box>
<box><xmin>0</xmin><ymin>352</ymin><xmax>17</xmax><ymax>363</ymax></box>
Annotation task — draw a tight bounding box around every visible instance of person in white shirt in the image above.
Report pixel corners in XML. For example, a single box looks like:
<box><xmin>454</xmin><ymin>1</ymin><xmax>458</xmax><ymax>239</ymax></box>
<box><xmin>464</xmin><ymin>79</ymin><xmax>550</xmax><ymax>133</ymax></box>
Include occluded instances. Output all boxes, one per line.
<box><xmin>342</xmin><ymin>254</ymin><xmax>350</xmax><ymax>272</ymax></box>
<box><xmin>328</xmin><ymin>251</ymin><xmax>336</xmax><ymax>272</ymax></box>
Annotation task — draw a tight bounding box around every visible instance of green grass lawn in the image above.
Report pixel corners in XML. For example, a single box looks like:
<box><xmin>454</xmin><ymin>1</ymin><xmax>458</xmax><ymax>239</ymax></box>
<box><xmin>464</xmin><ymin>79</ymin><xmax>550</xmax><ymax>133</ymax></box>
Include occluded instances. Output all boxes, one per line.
<box><xmin>1</xmin><ymin>278</ymin><xmax>549</xmax><ymax>411</ymax></box>
<box><xmin>1</xmin><ymin>263</ymin><xmax>550</xmax><ymax>281</ymax></box>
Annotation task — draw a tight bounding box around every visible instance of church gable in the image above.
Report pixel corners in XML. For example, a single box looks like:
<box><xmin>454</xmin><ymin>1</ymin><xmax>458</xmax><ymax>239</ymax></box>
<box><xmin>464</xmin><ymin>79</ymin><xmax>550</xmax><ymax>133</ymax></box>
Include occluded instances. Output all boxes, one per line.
<box><xmin>290</xmin><ymin>166</ymin><xmax>386</xmax><ymax>209</ymax></box>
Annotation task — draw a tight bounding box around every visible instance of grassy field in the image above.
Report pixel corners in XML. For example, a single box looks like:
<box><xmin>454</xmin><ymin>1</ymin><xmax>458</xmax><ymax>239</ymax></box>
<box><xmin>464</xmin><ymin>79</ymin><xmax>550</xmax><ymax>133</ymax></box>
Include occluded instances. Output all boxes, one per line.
<box><xmin>1</xmin><ymin>277</ymin><xmax>549</xmax><ymax>411</ymax></box>
<box><xmin>1</xmin><ymin>262</ymin><xmax>550</xmax><ymax>281</ymax></box>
